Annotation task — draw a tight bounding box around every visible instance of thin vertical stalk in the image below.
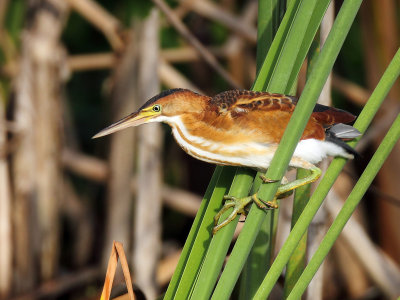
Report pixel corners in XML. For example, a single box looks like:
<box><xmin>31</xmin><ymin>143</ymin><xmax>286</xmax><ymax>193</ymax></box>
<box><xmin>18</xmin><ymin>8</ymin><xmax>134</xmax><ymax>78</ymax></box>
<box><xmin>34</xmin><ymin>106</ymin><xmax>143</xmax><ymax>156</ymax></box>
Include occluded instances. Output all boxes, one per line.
<box><xmin>238</xmin><ymin>213</ymin><xmax>274</xmax><ymax>300</ymax></box>
<box><xmin>103</xmin><ymin>24</ymin><xmax>137</xmax><ymax>266</ymax></box>
<box><xmin>0</xmin><ymin>87</ymin><xmax>11</xmax><ymax>298</ymax></box>
<box><xmin>190</xmin><ymin>168</ymin><xmax>255</xmax><ymax>300</ymax></box>
<box><xmin>238</xmin><ymin>1</ymin><xmax>285</xmax><ymax>298</ymax></box>
<box><xmin>256</xmin><ymin>0</ymin><xmax>283</xmax><ymax>69</ymax></box>
<box><xmin>32</xmin><ymin>0</ymin><xmax>67</xmax><ymax>280</ymax></box>
<box><xmin>368</xmin><ymin>0</ymin><xmax>400</xmax><ymax>265</ymax></box>
<box><xmin>305</xmin><ymin>4</ymin><xmax>335</xmax><ymax>297</ymax></box>
<box><xmin>237</xmin><ymin>175</ymin><xmax>278</xmax><ymax>300</ymax></box>
<box><xmin>288</xmin><ymin>114</ymin><xmax>400</xmax><ymax>299</ymax></box>
<box><xmin>0</xmin><ymin>3</ymin><xmax>12</xmax><ymax>296</ymax></box>
<box><xmin>12</xmin><ymin>0</ymin><xmax>68</xmax><ymax>289</ymax></box>
<box><xmin>12</xmin><ymin>20</ymin><xmax>36</xmax><ymax>294</ymax></box>
<box><xmin>253</xmin><ymin>0</ymin><xmax>332</xmax><ymax>92</ymax></box>
<box><xmin>226</xmin><ymin>1</ymin><xmax>257</xmax><ymax>87</ymax></box>
<box><xmin>252</xmin><ymin>0</ymin><xmax>301</xmax><ymax>90</ymax></box>
<box><xmin>163</xmin><ymin>166</ymin><xmax>225</xmax><ymax>299</ymax></box>
<box><xmin>133</xmin><ymin>9</ymin><xmax>162</xmax><ymax>300</ymax></box>
<box><xmin>283</xmin><ymin>169</ymin><xmax>310</xmax><ymax>297</ymax></box>
<box><xmin>166</xmin><ymin>166</ymin><xmax>236</xmax><ymax>300</ymax></box>
<box><xmin>282</xmin><ymin>14</ymin><xmax>325</xmax><ymax>293</ymax></box>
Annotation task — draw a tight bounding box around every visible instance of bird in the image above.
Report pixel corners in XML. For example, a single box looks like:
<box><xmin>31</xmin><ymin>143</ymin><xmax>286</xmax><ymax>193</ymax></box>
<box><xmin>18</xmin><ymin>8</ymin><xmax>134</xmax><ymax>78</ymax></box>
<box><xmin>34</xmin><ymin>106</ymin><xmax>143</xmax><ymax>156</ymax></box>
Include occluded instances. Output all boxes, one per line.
<box><xmin>93</xmin><ymin>89</ymin><xmax>361</xmax><ymax>234</ymax></box>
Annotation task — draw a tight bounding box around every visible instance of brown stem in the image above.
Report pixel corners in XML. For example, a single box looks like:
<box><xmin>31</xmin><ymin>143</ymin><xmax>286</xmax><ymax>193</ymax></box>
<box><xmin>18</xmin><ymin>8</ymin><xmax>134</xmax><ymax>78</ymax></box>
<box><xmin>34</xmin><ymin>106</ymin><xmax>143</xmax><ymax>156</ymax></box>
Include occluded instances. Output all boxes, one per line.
<box><xmin>151</xmin><ymin>0</ymin><xmax>241</xmax><ymax>89</ymax></box>
<box><xmin>0</xmin><ymin>84</ymin><xmax>12</xmax><ymax>298</ymax></box>
<box><xmin>67</xmin><ymin>0</ymin><xmax>124</xmax><ymax>51</ymax></box>
<box><xmin>183</xmin><ymin>0</ymin><xmax>257</xmax><ymax>43</ymax></box>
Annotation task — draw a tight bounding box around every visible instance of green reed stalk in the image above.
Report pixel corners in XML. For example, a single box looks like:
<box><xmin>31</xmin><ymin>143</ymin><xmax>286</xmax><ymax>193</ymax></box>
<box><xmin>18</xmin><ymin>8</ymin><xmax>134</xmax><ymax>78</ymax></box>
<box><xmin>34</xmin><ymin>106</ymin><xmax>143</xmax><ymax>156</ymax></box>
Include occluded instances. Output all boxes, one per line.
<box><xmin>254</xmin><ymin>28</ymin><xmax>400</xmax><ymax>300</ymax></box>
<box><xmin>288</xmin><ymin>113</ymin><xmax>400</xmax><ymax>299</ymax></box>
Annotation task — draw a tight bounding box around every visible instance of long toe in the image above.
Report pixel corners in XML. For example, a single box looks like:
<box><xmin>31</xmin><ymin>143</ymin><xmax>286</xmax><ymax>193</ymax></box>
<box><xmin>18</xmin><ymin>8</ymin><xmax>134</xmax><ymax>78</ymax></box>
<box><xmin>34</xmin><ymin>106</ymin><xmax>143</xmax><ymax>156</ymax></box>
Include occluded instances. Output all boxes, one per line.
<box><xmin>259</xmin><ymin>198</ymin><xmax>279</xmax><ymax>209</ymax></box>
<box><xmin>214</xmin><ymin>201</ymin><xmax>235</xmax><ymax>226</ymax></box>
<box><xmin>251</xmin><ymin>194</ymin><xmax>279</xmax><ymax>210</ymax></box>
<box><xmin>213</xmin><ymin>209</ymin><xmax>240</xmax><ymax>234</ymax></box>
<box><xmin>223</xmin><ymin>195</ymin><xmax>238</xmax><ymax>201</ymax></box>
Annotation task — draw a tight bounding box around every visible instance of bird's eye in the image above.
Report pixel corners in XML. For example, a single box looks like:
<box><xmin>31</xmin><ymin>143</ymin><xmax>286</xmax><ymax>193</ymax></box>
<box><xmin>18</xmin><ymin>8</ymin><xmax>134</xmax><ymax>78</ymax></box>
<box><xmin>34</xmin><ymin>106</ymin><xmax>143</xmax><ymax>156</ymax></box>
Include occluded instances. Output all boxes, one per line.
<box><xmin>153</xmin><ymin>104</ymin><xmax>161</xmax><ymax>112</ymax></box>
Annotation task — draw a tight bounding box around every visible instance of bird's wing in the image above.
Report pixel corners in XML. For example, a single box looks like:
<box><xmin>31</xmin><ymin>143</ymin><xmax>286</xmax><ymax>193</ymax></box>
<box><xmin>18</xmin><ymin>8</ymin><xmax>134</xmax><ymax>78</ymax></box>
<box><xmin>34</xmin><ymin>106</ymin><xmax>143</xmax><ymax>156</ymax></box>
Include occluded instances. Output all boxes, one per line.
<box><xmin>209</xmin><ymin>90</ymin><xmax>357</xmax><ymax>143</ymax></box>
<box><xmin>210</xmin><ymin>90</ymin><xmax>296</xmax><ymax>115</ymax></box>
<box><xmin>210</xmin><ymin>90</ymin><xmax>356</xmax><ymax>125</ymax></box>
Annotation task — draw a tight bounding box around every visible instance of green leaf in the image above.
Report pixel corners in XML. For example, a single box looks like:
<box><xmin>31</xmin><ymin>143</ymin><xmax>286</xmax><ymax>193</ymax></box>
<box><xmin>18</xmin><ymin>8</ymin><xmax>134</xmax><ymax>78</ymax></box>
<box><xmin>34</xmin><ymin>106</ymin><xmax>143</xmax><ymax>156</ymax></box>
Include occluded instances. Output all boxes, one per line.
<box><xmin>164</xmin><ymin>166</ymin><xmax>236</xmax><ymax>300</ymax></box>
<box><xmin>238</xmin><ymin>1</ymin><xmax>286</xmax><ymax>298</ymax></box>
<box><xmin>189</xmin><ymin>168</ymin><xmax>256</xmax><ymax>300</ymax></box>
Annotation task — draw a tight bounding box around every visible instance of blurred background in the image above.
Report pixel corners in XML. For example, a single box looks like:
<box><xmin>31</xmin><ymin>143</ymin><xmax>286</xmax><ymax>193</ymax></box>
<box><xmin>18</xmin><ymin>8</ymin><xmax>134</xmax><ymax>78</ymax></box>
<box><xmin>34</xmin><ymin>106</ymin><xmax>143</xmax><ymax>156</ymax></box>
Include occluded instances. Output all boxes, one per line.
<box><xmin>0</xmin><ymin>0</ymin><xmax>399</xmax><ymax>299</ymax></box>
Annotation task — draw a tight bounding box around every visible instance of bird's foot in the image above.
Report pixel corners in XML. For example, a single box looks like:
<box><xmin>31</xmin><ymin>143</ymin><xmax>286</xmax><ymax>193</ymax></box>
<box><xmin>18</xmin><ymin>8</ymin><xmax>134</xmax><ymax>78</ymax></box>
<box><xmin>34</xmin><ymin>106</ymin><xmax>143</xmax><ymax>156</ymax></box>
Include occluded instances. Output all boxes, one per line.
<box><xmin>213</xmin><ymin>167</ymin><xmax>322</xmax><ymax>234</ymax></box>
<box><xmin>213</xmin><ymin>195</ymin><xmax>251</xmax><ymax>234</ymax></box>
<box><xmin>213</xmin><ymin>194</ymin><xmax>277</xmax><ymax>234</ymax></box>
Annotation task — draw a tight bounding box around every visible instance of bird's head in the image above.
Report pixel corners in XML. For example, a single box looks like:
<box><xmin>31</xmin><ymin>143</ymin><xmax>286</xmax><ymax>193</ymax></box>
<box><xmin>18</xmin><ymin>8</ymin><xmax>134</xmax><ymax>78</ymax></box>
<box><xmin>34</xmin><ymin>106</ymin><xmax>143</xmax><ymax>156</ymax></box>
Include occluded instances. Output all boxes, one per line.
<box><xmin>92</xmin><ymin>88</ymin><xmax>207</xmax><ymax>139</ymax></box>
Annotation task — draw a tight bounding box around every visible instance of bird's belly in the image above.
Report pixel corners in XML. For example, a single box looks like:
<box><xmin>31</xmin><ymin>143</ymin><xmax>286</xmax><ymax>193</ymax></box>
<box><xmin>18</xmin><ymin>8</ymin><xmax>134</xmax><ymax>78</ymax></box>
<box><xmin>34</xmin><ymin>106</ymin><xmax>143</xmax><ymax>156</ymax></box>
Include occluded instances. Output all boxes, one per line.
<box><xmin>171</xmin><ymin>124</ymin><xmax>353</xmax><ymax>171</ymax></box>
<box><xmin>171</xmin><ymin>127</ymin><xmax>276</xmax><ymax>170</ymax></box>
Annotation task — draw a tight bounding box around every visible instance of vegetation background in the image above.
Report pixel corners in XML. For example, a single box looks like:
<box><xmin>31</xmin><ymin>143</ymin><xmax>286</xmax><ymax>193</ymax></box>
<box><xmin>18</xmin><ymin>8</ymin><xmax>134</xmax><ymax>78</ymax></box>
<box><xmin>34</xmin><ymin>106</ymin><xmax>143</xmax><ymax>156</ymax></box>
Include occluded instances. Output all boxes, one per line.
<box><xmin>0</xmin><ymin>0</ymin><xmax>399</xmax><ymax>299</ymax></box>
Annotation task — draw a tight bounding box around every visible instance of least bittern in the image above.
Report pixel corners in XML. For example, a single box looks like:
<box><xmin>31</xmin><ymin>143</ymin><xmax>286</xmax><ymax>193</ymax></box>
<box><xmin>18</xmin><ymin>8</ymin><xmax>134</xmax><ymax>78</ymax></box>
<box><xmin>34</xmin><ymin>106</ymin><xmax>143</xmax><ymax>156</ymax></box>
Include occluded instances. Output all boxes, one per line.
<box><xmin>93</xmin><ymin>89</ymin><xmax>360</xmax><ymax>233</ymax></box>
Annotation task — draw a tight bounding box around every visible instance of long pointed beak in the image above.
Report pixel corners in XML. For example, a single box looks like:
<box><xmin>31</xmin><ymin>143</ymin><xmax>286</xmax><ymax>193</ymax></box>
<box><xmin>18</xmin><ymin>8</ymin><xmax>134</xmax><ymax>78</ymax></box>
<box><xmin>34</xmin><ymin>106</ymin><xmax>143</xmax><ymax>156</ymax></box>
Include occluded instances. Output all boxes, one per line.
<box><xmin>92</xmin><ymin>111</ymin><xmax>148</xmax><ymax>139</ymax></box>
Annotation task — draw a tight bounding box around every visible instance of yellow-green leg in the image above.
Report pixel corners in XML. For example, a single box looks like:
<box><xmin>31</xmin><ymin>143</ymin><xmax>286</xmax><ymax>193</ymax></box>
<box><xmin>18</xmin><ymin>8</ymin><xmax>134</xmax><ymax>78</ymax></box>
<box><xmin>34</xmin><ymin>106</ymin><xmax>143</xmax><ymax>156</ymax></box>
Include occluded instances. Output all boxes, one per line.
<box><xmin>258</xmin><ymin>166</ymin><xmax>322</xmax><ymax>208</ymax></box>
<box><xmin>213</xmin><ymin>166</ymin><xmax>322</xmax><ymax>234</ymax></box>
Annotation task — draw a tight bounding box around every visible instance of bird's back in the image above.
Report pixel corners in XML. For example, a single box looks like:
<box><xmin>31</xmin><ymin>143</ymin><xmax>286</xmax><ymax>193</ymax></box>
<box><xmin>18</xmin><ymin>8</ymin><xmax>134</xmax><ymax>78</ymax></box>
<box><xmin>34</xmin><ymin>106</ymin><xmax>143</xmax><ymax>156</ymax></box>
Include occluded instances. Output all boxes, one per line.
<box><xmin>207</xmin><ymin>90</ymin><xmax>357</xmax><ymax>144</ymax></box>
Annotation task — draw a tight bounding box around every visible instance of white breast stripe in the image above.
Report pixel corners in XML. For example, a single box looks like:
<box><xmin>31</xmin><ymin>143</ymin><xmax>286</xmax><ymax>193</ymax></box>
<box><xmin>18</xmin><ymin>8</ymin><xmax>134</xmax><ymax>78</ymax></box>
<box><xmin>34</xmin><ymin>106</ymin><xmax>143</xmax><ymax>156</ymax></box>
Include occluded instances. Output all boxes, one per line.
<box><xmin>154</xmin><ymin>116</ymin><xmax>274</xmax><ymax>169</ymax></box>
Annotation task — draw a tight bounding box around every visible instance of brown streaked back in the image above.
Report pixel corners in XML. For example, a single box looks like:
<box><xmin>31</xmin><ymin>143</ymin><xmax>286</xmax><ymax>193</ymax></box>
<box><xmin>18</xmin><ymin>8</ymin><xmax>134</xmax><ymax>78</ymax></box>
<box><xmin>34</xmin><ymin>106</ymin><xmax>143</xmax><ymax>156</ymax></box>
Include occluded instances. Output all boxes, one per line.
<box><xmin>209</xmin><ymin>90</ymin><xmax>356</xmax><ymax>126</ymax></box>
<box><xmin>206</xmin><ymin>90</ymin><xmax>357</xmax><ymax>144</ymax></box>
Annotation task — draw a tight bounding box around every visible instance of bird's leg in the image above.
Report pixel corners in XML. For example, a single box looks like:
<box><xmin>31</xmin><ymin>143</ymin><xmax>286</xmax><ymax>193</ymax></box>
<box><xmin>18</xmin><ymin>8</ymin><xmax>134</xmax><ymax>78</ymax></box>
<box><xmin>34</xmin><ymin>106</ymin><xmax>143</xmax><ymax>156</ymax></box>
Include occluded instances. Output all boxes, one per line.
<box><xmin>277</xmin><ymin>166</ymin><xmax>321</xmax><ymax>195</ymax></box>
<box><xmin>257</xmin><ymin>165</ymin><xmax>322</xmax><ymax>208</ymax></box>
<box><xmin>213</xmin><ymin>166</ymin><xmax>321</xmax><ymax>234</ymax></box>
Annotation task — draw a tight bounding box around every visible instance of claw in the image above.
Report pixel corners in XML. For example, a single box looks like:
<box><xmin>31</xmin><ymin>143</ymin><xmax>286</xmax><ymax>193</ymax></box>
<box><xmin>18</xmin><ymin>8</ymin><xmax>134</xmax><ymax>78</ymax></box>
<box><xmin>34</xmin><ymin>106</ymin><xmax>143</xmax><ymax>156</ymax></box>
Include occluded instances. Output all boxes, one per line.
<box><xmin>259</xmin><ymin>174</ymin><xmax>279</xmax><ymax>183</ymax></box>
<box><xmin>252</xmin><ymin>194</ymin><xmax>278</xmax><ymax>210</ymax></box>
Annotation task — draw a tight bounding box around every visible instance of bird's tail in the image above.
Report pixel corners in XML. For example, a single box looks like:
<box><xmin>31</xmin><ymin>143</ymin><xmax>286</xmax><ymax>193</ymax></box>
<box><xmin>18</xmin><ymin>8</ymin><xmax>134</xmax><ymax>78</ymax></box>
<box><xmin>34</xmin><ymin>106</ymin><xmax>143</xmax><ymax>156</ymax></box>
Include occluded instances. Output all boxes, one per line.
<box><xmin>325</xmin><ymin>123</ymin><xmax>361</xmax><ymax>157</ymax></box>
<box><xmin>328</xmin><ymin>123</ymin><xmax>361</xmax><ymax>140</ymax></box>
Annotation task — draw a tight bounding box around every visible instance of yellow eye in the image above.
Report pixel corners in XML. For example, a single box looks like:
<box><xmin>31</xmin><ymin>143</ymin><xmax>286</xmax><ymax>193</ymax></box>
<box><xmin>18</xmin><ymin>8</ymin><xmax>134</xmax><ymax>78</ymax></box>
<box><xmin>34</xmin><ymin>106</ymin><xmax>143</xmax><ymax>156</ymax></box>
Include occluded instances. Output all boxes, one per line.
<box><xmin>153</xmin><ymin>104</ymin><xmax>161</xmax><ymax>112</ymax></box>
